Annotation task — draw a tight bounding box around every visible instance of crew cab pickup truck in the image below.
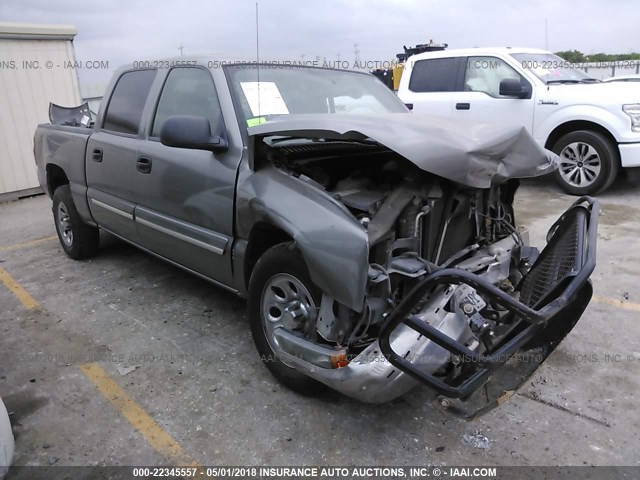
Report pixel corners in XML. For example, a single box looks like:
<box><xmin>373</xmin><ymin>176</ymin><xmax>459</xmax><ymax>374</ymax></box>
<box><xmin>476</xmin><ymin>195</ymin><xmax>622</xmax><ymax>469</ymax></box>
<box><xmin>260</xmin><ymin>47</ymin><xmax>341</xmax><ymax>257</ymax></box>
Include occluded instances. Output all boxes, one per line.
<box><xmin>398</xmin><ymin>47</ymin><xmax>640</xmax><ymax>195</ymax></box>
<box><xmin>35</xmin><ymin>60</ymin><xmax>599</xmax><ymax>415</ymax></box>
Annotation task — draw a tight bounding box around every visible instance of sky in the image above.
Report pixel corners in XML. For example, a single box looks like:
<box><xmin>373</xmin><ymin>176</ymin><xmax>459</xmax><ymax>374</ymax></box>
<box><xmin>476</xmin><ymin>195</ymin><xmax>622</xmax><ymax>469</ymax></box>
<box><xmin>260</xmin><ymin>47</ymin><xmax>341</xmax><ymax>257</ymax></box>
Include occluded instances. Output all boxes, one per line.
<box><xmin>1</xmin><ymin>0</ymin><xmax>638</xmax><ymax>86</ymax></box>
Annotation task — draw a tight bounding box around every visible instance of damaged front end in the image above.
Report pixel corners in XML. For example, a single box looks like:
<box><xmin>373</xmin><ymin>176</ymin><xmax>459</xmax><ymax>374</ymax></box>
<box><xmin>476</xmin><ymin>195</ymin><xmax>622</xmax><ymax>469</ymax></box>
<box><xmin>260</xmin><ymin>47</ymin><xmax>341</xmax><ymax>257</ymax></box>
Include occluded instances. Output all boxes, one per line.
<box><xmin>242</xmin><ymin>116</ymin><xmax>599</xmax><ymax>415</ymax></box>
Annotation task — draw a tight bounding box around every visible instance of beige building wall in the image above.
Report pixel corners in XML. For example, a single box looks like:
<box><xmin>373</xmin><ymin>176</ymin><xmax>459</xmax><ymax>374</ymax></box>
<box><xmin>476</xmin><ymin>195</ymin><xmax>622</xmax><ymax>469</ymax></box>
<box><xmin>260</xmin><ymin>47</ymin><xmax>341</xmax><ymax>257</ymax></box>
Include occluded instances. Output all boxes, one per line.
<box><xmin>0</xmin><ymin>23</ymin><xmax>81</xmax><ymax>198</ymax></box>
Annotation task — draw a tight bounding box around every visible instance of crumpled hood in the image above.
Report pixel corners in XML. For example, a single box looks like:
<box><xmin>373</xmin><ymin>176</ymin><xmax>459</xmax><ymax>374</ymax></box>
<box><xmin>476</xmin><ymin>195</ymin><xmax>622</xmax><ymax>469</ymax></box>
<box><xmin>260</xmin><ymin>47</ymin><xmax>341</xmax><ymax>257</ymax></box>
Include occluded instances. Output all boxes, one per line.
<box><xmin>249</xmin><ymin>113</ymin><xmax>557</xmax><ymax>188</ymax></box>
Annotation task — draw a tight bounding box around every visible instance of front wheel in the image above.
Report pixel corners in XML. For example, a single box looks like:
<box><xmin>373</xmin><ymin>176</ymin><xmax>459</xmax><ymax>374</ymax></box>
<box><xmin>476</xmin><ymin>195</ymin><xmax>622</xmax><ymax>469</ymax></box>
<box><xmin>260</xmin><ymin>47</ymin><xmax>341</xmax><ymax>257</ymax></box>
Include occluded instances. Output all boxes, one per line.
<box><xmin>52</xmin><ymin>185</ymin><xmax>100</xmax><ymax>259</ymax></box>
<box><xmin>248</xmin><ymin>242</ymin><xmax>325</xmax><ymax>394</ymax></box>
<box><xmin>552</xmin><ymin>130</ymin><xmax>619</xmax><ymax>195</ymax></box>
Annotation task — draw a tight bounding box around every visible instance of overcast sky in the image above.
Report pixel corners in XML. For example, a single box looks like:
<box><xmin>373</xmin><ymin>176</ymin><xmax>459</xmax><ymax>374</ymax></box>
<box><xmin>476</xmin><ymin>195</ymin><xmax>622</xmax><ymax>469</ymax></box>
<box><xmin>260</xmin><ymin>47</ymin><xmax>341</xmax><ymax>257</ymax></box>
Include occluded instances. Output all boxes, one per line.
<box><xmin>1</xmin><ymin>0</ymin><xmax>638</xmax><ymax>85</ymax></box>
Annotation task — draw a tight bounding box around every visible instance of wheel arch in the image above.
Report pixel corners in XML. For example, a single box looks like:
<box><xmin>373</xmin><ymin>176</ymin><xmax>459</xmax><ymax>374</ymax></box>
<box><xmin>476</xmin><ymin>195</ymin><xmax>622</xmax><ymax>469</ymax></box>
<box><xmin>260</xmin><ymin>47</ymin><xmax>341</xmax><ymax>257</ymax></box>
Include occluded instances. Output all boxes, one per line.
<box><xmin>545</xmin><ymin>120</ymin><xmax>619</xmax><ymax>155</ymax></box>
<box><xmin>244</xmin><ymin>221</ymin><xmax>294</xmax><ymax>291</ymax></box>
<box><xmin>46</xmin><ymin>163</ymin><xmax>69</xmax><ymax>198</ymax></box>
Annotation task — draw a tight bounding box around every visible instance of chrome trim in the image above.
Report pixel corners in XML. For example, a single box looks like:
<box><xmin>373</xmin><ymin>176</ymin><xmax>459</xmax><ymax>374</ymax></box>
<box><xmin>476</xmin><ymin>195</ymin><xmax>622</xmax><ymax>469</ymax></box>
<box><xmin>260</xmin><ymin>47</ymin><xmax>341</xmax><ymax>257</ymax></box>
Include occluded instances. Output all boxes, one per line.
<box><xmin>90</xmin><ymin>198</ymin><xmax>133</xmax><ymax>220</ymax></box>
<box><xmin>273</xmin><ymin>329</ymin><xmax>340</xmax><ymax>369</ymax></box>
<box><xmin>98</xmin><ymin>226</ymin><xmax>237</xmax><ymax>294</ymax></box>
<box><xmin>136</xmin><ymin>217</ymin><xmax>225</xmax><ymax>255</ymax></box>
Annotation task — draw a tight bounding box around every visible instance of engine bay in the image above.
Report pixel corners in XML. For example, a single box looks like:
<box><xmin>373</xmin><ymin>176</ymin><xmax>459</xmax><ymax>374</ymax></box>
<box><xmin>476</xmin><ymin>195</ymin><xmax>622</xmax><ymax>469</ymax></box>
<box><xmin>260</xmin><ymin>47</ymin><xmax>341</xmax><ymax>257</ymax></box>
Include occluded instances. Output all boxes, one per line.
<box><xmin>249</xmin><ymin>135</ymin><xmax>595</xmax><ymax>410</ymax></box>
<box><xmin>261</xmin><ymin>138</ymin><xmax>529</xmax><ymax>352</ymax></box>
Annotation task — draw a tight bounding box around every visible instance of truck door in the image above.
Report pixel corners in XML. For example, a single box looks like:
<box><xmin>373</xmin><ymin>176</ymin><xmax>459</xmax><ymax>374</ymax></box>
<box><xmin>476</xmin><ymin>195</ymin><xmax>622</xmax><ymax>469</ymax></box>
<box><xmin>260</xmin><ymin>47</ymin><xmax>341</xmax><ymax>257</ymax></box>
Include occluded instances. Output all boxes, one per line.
<box><xmin>398</xmin><ymin>57</ymin><xmax>464</xmax><ymax>116</ymax></box>
<box><xmin>451</xmin><ymin>56</ymin><xmax>535</xmax><ymax>132</ymax></box>
<box><xmin>134</xmin><ymin>67</ymin><xmax>240</xmax><ymax>288</ymax></box>
<box><xmin>86</xmin><ymin>69</ymin><xmax>157</xmax><ymax>242</ymax></box>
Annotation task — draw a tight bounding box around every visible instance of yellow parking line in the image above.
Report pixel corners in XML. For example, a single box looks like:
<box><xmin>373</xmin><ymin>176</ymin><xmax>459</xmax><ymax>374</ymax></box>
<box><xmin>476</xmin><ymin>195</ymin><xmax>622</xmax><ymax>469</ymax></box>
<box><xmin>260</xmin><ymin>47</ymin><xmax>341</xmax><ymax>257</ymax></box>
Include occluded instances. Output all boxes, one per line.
<box><xmin>79</xmin><ymin>363</ymin><xmax>199</xmax><ymax>467</ymax></box>
<box><xmin>0</xmin><ymin>266</ymin><xmax>40</xmax><ymax>310</ymax></box>
<box><xmin>0</xmin><ymin>235</ymin><xmax>57</xmax><ymax>253</ymax></box>
<box><xmin>593</xmin><ymin>295</ymin><xmax>640</xmax><ymax>313</ymax></box>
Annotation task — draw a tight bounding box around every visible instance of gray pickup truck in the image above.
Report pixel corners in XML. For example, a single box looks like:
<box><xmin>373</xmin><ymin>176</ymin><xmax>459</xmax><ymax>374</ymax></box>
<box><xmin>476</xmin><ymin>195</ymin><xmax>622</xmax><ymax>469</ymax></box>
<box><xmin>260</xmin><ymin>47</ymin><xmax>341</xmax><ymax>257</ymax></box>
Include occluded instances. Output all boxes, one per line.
<box><xmin>34</xmin><ymin>60</ymin><xmax>599</xmax><ymax>414</ymax></box>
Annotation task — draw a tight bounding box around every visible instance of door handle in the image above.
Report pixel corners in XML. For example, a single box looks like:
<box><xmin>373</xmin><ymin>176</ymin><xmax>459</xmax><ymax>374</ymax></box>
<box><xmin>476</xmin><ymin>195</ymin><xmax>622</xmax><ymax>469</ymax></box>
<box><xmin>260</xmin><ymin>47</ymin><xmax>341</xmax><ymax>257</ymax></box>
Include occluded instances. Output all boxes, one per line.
<box><xmin>92</xmin><ymin>149</ymin><xmax>103</xmax><ymax>162</ymax></box>
<box><xmin>455</xmin><ymin>103</ymin><xmax>471</xmax><ymax>110</ymax></box>
<box><xmin>136</xmin><ymin>157</ymin><xmax>152</xmax><ymax>174</ymax></box>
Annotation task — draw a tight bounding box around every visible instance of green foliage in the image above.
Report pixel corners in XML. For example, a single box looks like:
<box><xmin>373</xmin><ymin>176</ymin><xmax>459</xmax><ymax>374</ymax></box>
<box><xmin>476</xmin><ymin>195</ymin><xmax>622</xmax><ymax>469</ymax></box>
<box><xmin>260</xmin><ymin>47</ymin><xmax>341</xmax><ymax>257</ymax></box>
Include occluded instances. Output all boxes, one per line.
<box><xmin>555</xmin><ymin>50</ymin><xmax>640</xmax><ymax>62</ymax></box>
<box><xmin>555</xmin><ymin>50</ymin><xmax>587</xmax><ymax>63</ymax></box>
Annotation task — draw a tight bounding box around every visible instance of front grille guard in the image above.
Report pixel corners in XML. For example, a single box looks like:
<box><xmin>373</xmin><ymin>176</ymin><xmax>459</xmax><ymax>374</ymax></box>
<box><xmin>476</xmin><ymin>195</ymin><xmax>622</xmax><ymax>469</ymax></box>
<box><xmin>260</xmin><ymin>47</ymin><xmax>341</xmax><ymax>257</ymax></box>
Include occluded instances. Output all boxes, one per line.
<box><xmin>378</xmin><ymin>196</ymin><xmax>599</xmax><ymax>399</ymax></box>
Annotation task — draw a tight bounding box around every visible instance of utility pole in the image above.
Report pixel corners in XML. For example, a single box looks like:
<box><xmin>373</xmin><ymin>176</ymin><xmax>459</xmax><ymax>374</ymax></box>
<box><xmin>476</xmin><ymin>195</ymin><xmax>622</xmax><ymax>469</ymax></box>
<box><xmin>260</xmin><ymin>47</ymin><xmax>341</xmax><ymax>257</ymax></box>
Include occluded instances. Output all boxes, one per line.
<box><xmin>545</xmin><ymin>19</ymin><xmax>548</xmax><ymax>51</ymax></box>
<box><xmin>178</xmin><ymin>43</ymin><xmax>185</xmax><ymax>57</ymax></box>
<box><xmin>353</xmin><ymin>43</ymin><xmax>360</xmax><ymax>67</ymax></box>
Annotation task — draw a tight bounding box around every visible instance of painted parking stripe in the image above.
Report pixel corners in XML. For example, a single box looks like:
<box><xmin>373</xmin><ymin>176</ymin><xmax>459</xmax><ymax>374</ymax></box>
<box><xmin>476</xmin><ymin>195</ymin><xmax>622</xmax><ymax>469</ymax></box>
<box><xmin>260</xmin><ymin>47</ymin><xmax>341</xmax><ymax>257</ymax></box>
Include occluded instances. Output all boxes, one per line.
<box><xmin>0</xmin><ymin>235</ymin><xmax>57</xmax><ymax>252</ymax></box>
<box><xmin>0</xmin><ymin>266</ymin><xmax>40</xmax><ymax>310</ymax></box>
<box><xmin>592</xmin><ymin>295</ymin><xmax>640</xmax><ymax>313</ymax></box>
<box><xmin>79</xmin><ymin>363</ymin><xmax>199</xmax><ymax>467</ymax></box>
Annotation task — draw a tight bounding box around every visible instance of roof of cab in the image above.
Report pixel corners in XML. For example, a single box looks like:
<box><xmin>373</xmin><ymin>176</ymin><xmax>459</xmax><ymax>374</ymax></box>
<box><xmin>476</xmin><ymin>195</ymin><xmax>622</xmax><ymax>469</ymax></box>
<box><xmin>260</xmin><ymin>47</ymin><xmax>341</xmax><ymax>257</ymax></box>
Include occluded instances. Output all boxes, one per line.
<box><xmin>407</xmin><ymin>47</ymin><xmax>551</xmax><ymax>63</ymax></box>
<box><xmin>118</xmin><ymin>56</ymin><xmax>360</xmax><ymax>73</ymax></box>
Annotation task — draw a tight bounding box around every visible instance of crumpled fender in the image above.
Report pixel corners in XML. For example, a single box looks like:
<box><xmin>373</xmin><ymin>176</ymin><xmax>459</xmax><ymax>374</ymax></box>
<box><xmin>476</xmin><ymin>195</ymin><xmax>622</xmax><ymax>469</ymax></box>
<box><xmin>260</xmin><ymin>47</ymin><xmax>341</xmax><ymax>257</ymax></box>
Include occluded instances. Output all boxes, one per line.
<box><xmin>236</xmin><ymin>164</ymin><xmax>369</xmax><ymax>312</ymax></box>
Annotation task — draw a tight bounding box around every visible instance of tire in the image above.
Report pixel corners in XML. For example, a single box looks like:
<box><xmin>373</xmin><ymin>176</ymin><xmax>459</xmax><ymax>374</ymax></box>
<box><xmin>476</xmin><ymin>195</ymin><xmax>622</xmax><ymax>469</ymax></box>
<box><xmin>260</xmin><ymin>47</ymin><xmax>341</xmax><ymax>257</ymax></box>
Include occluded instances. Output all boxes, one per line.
<box><xmin>248</xmin><ymin>242</ymin><xmax>325</xmax><ymax>394</ymax></box>
<box><xmin>552</xmin><ymin>130</ymin><xmax>619</xmax><ymax>195</ymax></box>
<box><xmin>52</xmin><ymin>185</ymin><xmax>100</xmax><ymax>259</ymax></box>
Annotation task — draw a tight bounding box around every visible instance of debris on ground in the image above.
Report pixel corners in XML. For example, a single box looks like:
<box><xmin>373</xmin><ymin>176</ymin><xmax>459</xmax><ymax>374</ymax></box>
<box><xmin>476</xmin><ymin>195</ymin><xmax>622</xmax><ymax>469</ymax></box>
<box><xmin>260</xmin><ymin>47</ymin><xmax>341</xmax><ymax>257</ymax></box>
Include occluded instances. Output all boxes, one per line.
<box><xmin>116</xmin><ymin>365</ymin><xmax>140</xmax><ymax>376</ymax></box>
<box><xmin>462</xmin><ymin>432</ymin><xmax>492</xmax><ymax>450</ymax></box>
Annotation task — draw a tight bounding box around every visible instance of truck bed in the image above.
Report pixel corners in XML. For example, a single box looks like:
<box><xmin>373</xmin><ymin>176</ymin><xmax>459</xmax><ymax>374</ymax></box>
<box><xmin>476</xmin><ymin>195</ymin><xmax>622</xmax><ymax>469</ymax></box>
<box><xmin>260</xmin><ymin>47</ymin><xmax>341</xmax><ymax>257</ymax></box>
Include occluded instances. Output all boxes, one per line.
<box><xmin>34</xmin><ymin>123</ymin><xmax>93</xmax><ymax>222</ymax></box>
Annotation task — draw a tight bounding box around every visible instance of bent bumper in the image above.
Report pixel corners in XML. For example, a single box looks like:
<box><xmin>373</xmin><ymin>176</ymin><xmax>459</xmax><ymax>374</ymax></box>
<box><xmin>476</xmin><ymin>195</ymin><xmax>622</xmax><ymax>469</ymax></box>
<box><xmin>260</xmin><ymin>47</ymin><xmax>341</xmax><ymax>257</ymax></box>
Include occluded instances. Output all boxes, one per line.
<box><xmin>278</xmin><ymin>198</ymin><xmax>598</xmax><ymax>410</ymax></box>
<box><xmin>378</xmin><ymin>196</ymin><xmax>599</xmax><ymax>403</ymax></box>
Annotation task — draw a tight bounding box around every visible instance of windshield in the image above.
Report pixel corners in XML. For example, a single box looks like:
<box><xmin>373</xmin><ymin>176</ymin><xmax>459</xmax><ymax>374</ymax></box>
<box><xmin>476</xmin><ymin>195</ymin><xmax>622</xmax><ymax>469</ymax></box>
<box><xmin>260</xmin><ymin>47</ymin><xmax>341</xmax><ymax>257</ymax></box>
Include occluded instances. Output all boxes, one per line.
<box><xmin>224</xmin><ymin>65</ymin><xmax>408</xmax><ymax>125</ymax></box>
<box><xmin>511</xmin><ymin>53</ymin><xmax>595</xmax><ymax>84</ymax></box>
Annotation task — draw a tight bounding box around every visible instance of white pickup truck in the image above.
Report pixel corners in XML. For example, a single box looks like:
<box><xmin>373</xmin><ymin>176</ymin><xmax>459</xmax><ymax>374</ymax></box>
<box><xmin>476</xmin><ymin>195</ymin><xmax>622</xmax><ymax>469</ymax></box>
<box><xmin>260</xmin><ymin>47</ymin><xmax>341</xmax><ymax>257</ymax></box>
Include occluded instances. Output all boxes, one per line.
<box><xmin>398</xmin><ymin>47</ymin><xmax>640</xmax><ymax>195</ymax></box>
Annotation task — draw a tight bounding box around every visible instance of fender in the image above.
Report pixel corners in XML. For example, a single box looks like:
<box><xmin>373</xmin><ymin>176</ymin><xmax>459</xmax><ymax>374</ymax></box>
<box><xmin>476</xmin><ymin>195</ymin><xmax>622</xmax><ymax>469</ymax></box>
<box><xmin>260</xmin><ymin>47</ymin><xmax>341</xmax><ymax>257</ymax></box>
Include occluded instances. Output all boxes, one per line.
<box><xmin>536</xmin><ymin>104</ymin><xmax>631</xmax><ymax>145</ymax></box>
<box><xmin>235</xmin><ymin>164</ymin><xmax>369</xmax><ymax>312</ymax></box>
<box><xmin>34</xmin><ymin>124</ymin><xmax>95</xmax><ymax>224</ymax></box>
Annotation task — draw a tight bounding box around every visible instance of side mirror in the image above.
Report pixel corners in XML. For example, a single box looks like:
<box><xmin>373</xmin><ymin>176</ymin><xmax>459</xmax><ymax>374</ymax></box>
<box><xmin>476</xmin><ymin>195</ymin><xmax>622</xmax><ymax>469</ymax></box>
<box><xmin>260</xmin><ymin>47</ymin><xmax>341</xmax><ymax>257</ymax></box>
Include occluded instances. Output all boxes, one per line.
<box><xmin>499</xmin><ymin>78</ymin><xmax>531</xmax><ymax>99</ymax></box>
<box><xmin>160</xmin><ymin>115</ymin><xmax>228</xmax><ymax>152</ymax></box>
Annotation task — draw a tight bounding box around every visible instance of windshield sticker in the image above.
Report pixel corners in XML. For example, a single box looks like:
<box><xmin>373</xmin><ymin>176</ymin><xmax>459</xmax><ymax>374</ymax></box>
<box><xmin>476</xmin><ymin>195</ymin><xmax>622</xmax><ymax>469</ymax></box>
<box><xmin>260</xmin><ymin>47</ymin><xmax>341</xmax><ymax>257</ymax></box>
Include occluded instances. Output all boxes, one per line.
<box><xmin>240</xmin><ymin>82</ymin><xmax>289</xmax><ymax>116</ymax></box>
<box><xmin>247</xmin><ymin>116</ymin><xmax>268</xmax><ymax>127</ymax></box>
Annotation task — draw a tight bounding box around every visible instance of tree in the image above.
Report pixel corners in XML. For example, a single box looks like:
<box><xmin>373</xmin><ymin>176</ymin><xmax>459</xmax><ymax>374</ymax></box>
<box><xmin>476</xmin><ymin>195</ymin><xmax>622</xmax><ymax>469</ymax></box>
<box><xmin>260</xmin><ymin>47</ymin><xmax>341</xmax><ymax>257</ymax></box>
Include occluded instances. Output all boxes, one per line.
<box><xmin>555</xmin><ymin>50</ymin><xmax>587</xmax><ymax>63</ymax></box>
<box><xmin>555</xmin><ymin>50</ymin><xmax>640</xmax><ymax>62</ymax></box>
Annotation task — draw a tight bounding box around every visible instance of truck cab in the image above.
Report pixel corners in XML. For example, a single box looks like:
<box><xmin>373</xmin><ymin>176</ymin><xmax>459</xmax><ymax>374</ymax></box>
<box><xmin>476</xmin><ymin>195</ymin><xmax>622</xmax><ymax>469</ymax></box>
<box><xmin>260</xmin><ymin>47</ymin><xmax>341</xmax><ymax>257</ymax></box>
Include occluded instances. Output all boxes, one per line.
<box><xmin>398</xmin><ymin>47</ymin><xmax>640</xmax><ymax>194</ymax></box>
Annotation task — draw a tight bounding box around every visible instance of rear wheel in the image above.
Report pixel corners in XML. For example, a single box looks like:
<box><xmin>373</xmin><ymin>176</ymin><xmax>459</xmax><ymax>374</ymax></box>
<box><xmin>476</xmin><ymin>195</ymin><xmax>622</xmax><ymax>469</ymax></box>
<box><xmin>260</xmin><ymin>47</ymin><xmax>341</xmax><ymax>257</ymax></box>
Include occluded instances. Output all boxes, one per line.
<box><xmin>248</xmin><ymin>242</ymin><xmax>325</xmax><ymax>394</ymax></box>
<box><xmin>552</xmin><ymin>130</ymin><xmax>619</xmax><ymax>195</ymax></box>
<box><xmin>52</xmin><ymin>185</ymin><xmax>99</xmax><ymax>259</ymax></box>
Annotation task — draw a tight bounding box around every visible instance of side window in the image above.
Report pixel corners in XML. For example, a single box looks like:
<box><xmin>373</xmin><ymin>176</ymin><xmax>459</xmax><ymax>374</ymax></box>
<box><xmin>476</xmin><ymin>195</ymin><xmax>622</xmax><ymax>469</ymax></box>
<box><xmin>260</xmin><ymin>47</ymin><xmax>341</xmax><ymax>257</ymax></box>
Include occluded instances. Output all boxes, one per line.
<box><xmin>103</xmin><ymin>70</ymin><xmax>156</xmax><ymax>134</ymax></box>
<box><xmin>464</xmin><ymin>57</ymin><xmax>524</xmax><ymax>98</ymax></box>
<box><xmin>408</xmin><ymin>58</ymin><xmax>459</xmax><ymax>92</ymax></box>
<box><xmin>152</xmin><ymin>68</ymin><xmax>222</xmax><ymax>138</ymax></box>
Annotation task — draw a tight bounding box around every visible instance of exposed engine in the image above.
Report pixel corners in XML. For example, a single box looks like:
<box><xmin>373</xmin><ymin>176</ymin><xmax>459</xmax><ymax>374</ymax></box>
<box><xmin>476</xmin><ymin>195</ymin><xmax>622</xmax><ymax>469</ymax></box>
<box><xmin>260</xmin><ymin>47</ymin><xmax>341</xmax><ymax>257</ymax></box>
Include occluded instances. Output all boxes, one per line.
<box><xmin>254</xmin><ymin>136</ymin><xmax>593</xmax><ymax>409</ymax></box>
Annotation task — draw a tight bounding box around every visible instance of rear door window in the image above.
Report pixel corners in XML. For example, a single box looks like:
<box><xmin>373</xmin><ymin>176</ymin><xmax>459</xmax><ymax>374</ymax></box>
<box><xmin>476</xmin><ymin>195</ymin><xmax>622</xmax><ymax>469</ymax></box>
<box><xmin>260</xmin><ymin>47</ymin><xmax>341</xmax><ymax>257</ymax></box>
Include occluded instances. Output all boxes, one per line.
<box><xmin>103</xmin><ymin>69</ymin><xmax>157</xmax><ymax>135</ymax></box>
<box><xmin>408</xmin><ymin>58</ymin><xmax>461</xmax><ymax>92</ymax></box>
